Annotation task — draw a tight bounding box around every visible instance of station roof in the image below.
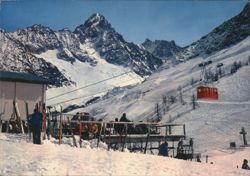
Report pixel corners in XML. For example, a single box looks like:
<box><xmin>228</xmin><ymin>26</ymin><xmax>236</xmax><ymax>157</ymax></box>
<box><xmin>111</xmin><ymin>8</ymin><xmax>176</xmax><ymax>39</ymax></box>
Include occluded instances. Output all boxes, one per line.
<box><xmin>0</xmin><ymin>71</ymin><xmax>51</xmax><ymax>84</ymax></box>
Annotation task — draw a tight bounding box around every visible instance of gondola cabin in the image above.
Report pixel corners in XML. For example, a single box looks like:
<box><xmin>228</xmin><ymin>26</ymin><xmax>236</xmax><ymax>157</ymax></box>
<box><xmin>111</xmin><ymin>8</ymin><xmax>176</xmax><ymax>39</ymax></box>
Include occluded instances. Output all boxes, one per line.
<box><xmin>197</xmin><ymin>86</ymin><xmax>218</xmax><ymax>100</ymax></box>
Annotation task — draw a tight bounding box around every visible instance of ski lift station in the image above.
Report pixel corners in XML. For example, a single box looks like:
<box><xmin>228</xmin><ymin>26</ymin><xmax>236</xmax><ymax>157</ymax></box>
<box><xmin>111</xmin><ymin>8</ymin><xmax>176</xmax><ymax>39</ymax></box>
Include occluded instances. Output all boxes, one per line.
<box><xmin>0</xmin><ymin>71</ymin><xmax>49</xmax><ymax>120</ymax></box>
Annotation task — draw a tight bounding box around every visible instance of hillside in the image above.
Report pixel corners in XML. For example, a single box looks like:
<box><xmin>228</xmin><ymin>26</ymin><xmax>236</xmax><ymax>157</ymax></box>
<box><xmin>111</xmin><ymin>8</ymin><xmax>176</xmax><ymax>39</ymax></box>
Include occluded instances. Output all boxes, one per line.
<box><xmin>71</xmin><ymin>36</ymin><xmax>250</xmax><ymax>153</ymax></box>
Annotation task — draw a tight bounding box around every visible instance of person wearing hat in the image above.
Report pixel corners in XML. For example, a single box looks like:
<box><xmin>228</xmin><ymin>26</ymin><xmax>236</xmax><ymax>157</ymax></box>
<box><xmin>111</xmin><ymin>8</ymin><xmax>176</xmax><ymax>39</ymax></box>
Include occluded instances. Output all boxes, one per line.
<box><xmin>242</xmin><ymin>159</ymin><xmax>250</xmax><ymax>170</ymax></box>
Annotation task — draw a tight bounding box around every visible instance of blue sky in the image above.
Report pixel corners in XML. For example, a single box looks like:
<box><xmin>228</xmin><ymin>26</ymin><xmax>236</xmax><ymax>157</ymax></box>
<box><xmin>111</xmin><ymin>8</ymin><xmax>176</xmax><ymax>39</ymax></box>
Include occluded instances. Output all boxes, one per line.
<box><xmin>0</xmin><ymin>0</ymin><xmax>247</xmax><ymax>46</ymax></box>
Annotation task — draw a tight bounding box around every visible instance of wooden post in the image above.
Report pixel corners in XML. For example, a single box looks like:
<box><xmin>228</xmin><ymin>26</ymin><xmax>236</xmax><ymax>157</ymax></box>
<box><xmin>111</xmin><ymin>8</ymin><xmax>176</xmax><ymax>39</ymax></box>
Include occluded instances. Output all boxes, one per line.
<box><xmin>13</xmin><ymin>100</ymin><xmax>24</xmax><ymax>134</ymax></box>
<box><xmin>169</xmin><ymin>125</ymin><xmax>172</xmax><ymax>135</ymax></box>
<box><xmin>108</xmin><ymin>122</ymin><xmax>112</xmax><ymax>151</ymax></box>
<box><xmin>0</xmin><ymin>94</ymin><xmax>6</xmax><ymax>133</ymax></box>
<box><xmin>67</xmin><ymin>116</ymin><xmax>77</xmax><ymax>147</ymax></box>
<box><xmin>25</xmin><ymin>102</ymin><xmax>31</xmax><ymax>141</ymax></box>
<box><xmin>6</xmin><ymin>121</ymin><xmax>9</xmax><ymax>133</ymax></box>
<box><xmin>141</xmin><ymin>140</ymin><xmax>143</xmax><ymax>152</ymax></box>
<box><xmin>97</xmin><ymin>122</ymin><xmax>103</xmax><ymax>147</ymax></box>
<box><xmin>183</xmin><ymin>124</ymin><xmax>186</xmax><ymax>139</ymax></box>
<box><xmin>0</xmin><ymin>120</ymin><xmax>2</xmax><ymax>133</ymax></box>
<box><xmin>103</xmin><ymin>123</ymin><xmax>106</xmax><ymax>142</ymax></box>
<box><xmin>172</xmin><ymin>140</ymin><xmax>175</xmax><ymax>157</ymax></box>
<box><xmin>144</xmin><ymin>124</ymin><xmax>151</xmax><ymax>154</ymax></box>
<box><xmin>42</xmin><ymin>103</ymin><xmax>46</xmax><ymax>140</ymax></box>
<box><xmin>206</xmin><ymin>155</ymin><xmax>208</xmax><ymax>163</ymax></box>
<box><xmin>47</xmin><ymin>106</ymin><xmax>52</xmax><ymax>140</ymax></box>
<box><xmin>79</xmin><ymin>122</ymin><xmax>83</xmax><ymax>147</ymax></box>
<box><xmin>59</xmin><ymin>106</ymin><xmax>63</xmax><ymax>144</ymax></box>
<box><xmin>122</xmin><ymin>124</ymin><xmax>128</xmax><ymax>151</ymax></box>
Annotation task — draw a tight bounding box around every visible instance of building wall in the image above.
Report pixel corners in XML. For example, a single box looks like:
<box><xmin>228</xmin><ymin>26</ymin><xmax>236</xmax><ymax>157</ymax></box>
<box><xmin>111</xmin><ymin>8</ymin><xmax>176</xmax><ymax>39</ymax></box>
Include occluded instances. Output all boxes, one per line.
<box><xmin>0</xmin><ymin>81</ymin><xmax>45</xmax><ymax>120</ymax></box>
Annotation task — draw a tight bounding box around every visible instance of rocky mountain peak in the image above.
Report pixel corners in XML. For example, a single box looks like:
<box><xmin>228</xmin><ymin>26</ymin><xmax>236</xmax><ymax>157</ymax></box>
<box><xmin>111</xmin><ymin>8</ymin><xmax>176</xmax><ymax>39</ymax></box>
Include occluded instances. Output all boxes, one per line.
<box><xmin>74</xmin><ymin>12</ymin><xmax>116</xmax><ymax>43</ymax></box>
<box><xmin>12</xmin><ymin>24</ymin><xmax>61</xmax><ymax>53</ymax></box>
<box><xmin>73</xmin><ymin>13</ymin><xmax>162</xmax><ymax>76</ymax></box>
<box><xmin>86</xmin><ymin>13</ymin><xmax>107</xmax><ymax>27</ymax></box>
<box><xmin>142</xmin><ymin>39</ymin><xmax>182</xmax><ymax>60</ymax></box>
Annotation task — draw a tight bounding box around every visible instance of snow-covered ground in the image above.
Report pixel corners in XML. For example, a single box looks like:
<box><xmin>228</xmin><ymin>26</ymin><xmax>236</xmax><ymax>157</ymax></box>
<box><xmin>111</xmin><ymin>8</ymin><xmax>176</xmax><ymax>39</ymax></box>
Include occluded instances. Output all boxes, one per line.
<box><xmin>74</xmin><ymin>37</ymin><xmax>250</xmax><ymax>119</ymax></box>
<box><xmin>2</xmin><ymin>33</ymin><xmax>249</xmax><ymax>176</ymax></box>
<box><xmin>0</xmin><ymin>133</ymin><xmax>249</xmax><ymax>176</ymax></box>
<box><xmin>68</xmin><ymin>37</ymin><xmax>250</xmax><ymax>154</ymax></box>
<box><xmin>35</xmin><ymin>46</ymin><xmax>143</xmax><ymax>107</ymax></box>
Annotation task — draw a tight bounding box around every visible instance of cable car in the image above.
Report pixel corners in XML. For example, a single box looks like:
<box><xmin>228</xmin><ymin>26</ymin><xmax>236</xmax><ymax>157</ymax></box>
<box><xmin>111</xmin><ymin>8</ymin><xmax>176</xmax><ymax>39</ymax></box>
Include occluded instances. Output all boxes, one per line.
<box><xmin>197</xmin><ymin>86</ymin><xmax>218</xmax><ymax>100</ymax></box>
<box><xmin>197</xmin><ymin>61</ymin><xmax>219</xmax><ymax>100</ymax></box>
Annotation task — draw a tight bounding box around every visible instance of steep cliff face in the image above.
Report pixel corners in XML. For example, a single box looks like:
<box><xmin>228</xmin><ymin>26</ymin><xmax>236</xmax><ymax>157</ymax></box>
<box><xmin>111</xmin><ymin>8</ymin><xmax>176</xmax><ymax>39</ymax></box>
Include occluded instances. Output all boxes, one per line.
<box><xmin>142</xmin><ymin>39</ymin><xmax>182</xmax><ymax>60</ymax></box>
<box><xmin>0</xmin><ymin>29</ymin><xmax>70</xmax><ymax>87</ymax></box>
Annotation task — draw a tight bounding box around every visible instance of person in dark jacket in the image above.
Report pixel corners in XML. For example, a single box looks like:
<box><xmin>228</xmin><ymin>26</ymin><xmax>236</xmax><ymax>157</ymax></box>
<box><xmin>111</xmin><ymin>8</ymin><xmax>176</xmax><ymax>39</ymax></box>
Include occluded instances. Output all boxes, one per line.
<box><xmin>242</xmin><ymin>159</ymin><xmax>250</xmax><ymax>170</ymax></box>
<box><xmin>120</xmin><ymin>113</ymin><xmax>130</xmax><ymax>122</ymax></box>
<box><xmin>119</xmin><ymin>113</ymin><xmax>135</xmax><ymax>134</ymax></box>
<box><xmin>158</xmin><ymin>142</ymin><xmax>169</xmax><ymax>156</ymax></box>
<box><xmin>30</xmin><ymin>108</ymin><xmax>43</xmax><ymax>144</ymax></box>
<box><xmin>114</xmin><ymin>118</ymin><xmax>121</xmax><ymax>134</ymax></box>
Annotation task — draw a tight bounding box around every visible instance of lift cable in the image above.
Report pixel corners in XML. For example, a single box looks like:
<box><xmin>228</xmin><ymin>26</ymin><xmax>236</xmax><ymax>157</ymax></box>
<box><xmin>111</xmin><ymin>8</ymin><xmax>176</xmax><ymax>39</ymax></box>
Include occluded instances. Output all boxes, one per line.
<box><xmin>49</xmin><ymin>77</ymin><xmax>137</xmax><ymax>107</ymax></box>
<box><xmin>47</xmin><ymin>71</ymin><xmax>134</xmax><ymax>101</ymax></box>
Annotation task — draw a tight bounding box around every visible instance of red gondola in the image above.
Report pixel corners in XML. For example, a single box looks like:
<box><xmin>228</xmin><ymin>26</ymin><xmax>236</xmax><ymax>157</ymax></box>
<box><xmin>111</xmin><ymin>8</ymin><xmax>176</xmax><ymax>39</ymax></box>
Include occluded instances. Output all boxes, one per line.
<box><xmin>197</xmin><ymin>86</ymin><xmax>218</xmax><ymax>100</ymax></box>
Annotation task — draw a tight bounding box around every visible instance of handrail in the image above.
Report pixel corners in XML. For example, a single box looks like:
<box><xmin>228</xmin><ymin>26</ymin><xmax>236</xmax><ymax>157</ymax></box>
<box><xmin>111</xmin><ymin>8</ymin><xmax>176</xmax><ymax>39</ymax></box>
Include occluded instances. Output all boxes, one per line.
<box><xmin>49</xmin><ymin>119</ymin><xmax>184</xmax><ymax>126</ymax></box>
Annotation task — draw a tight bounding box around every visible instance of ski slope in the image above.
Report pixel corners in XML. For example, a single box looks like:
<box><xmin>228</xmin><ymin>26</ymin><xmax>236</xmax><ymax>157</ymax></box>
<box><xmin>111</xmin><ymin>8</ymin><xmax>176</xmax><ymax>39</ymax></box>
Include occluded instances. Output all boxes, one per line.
<box><xmin>35</xmin><ymin>47</ymin><xmax>143</xmax><ymax>107</ymax></box>
<box><xmin>70</xmin><ymin>37</ymin><xmax>250</xmax><ymax>154</ymax></box>
<box><xmin>0</xmin><ymin>133</ymin><xmax>249</xmax><ymax>176</ymax></box>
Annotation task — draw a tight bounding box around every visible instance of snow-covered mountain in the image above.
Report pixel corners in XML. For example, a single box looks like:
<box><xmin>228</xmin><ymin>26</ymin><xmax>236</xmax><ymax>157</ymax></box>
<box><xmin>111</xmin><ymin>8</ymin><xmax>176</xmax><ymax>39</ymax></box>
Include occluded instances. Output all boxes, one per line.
<box><xmin>141</xmin><ymin>39</ymin><xmax>182</xmax><ymax>63</ymax></box>
<box><xmin>71</xmin><ymin>35</ymin><xmax>250</xmax><ymax>152</ymax></box>
<box><xmin>0</xmin><ymin>13</ymin><xmax>162</xmax><ymax>87</ymax></box>
<box><xmin>0</xmin><ymin>29</ymin><xmax>70</xmax><ymax>87</ymax></box>
<box><xmin>74</xmin><ymin>13</ymin><xmax>162</xmax><ymax>76</ymax></box>
<box><xmin>173</xmin><ymin>2</ymin><xmax>250</xmax><ymax>61</ymax></box>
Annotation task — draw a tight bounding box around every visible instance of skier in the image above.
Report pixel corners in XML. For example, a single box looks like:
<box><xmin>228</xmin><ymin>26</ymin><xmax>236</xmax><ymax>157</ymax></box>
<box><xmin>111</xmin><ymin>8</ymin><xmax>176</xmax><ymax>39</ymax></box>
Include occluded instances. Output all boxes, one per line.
<box><xmin>30</xmin><ymin>108</ymin><xmax>43</xmax><ymax>144</ymax></box>
<box><xmin>242</xmin><ymin>159</ymin><xmax>250</xmax><ymax>170</ymax></box>
<box><xmin>158</xmin><ymin>141</ymin><xmax>169</xmax><ymax>156</ymax></box>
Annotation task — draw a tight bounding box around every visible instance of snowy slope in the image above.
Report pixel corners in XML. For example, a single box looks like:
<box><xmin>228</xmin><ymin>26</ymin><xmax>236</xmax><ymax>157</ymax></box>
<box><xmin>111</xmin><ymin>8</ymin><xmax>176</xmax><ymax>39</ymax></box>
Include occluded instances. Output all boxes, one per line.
<box><xmin>35</xmin><ymin>48</ymin><xmax>143</xmax><ymax>107</ymax></box>
<box><xmin>0</xmin><ymin>133</ymin><xmax>249</xmax><ymax>176</ymax></box>
<box><xmin>70</xmin><ymin>37</ymin><xmax>250</xmax><ymax>153</ymax></box>
<box><xmin>72</xmin><ymin>37</ymin><xmax>250</xmax><ymax>118</ymax></box>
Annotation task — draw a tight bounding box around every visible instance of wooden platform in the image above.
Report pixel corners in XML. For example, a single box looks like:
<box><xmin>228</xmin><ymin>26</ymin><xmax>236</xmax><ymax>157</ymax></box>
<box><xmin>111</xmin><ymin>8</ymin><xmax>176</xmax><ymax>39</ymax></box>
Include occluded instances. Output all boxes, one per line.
<box><xmin>101</xmin><ymin>134</ymin><xmax>186</xmax><ymax>144</ymax></box>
